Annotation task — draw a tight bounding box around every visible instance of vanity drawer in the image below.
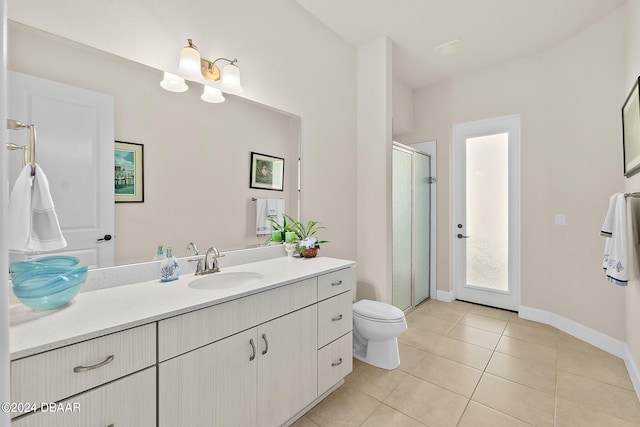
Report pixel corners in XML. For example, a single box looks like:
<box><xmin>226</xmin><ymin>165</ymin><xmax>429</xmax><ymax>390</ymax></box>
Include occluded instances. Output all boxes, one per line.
<box><xmin>318</xmin><ymin>267</ymin><xmax>355</xmax><ymax>301</ymax></box>
<box><xmin>317</xmin><ymin>332</ymin><xmax>353</xmax><ymax>395</ymax></box>
<box><xmin>11</xmin><ymin>323</ymin><xmax>156</xmax><ymax>417</ymax></box>
<box><xmin>318</xmin><ymin>290</ymin><xmax>353</xmax><ymax>348</ymax></box>
<box><xmin>158</xmin><ymin>277</ymin><xmax>317</xmax><ymax>361</ymax></box>
<box><xmin>12</xmin><ymin>367</ymin><xmax>156</xmax><ymax>427</ymax></box>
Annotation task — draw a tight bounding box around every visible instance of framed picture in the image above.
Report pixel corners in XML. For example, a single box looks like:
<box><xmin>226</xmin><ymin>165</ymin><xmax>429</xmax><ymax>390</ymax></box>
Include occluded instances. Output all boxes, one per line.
<box><xmin>250</xmin><ymin>152</ymin><xmax>284</xmax><ymax>191</ymax></box>
<box><xmin>114</xmin><ymin>141</ymin><xmax>144</xmax><ymax>202</ymax></box>
<box><xmin>623</xmin><ymin>77</ymin><xmax>640</xmax><ymax>177</ymax></box>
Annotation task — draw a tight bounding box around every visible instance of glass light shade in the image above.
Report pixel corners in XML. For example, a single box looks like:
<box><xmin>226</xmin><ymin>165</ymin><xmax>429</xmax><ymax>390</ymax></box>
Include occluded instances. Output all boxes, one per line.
<box><xmin>178</xmin><ymin>45</ymin><xmax>202</xmax><ymax>78</ymax></box>
<box><xmin>220</xmin><ymin>63</ymin><xmax>244</xmax><ymax>94</ymax></box>
<box><xmin>201</xmin><ymin>85</ymin><xmax>225</xmax><ymax>103</ymax></box>
<box><xmin>160</xmin><ymin>72</ymin><xmax>188</xmax><ymax>92</ymax></box>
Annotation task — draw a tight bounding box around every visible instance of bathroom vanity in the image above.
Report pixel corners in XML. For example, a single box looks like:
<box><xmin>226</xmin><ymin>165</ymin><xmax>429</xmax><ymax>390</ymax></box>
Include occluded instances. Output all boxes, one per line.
<box><xmin>8</xmin><ymin>256</ymin><xmax>355</xmax><ymax>426</ymax></box>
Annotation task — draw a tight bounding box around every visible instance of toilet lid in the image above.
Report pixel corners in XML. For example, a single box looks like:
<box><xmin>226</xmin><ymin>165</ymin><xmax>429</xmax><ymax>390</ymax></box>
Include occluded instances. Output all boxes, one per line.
<box><xmin>353</xmin><ymin>299</ymin><xmax>405</xmax><ymax>321</ymax></box>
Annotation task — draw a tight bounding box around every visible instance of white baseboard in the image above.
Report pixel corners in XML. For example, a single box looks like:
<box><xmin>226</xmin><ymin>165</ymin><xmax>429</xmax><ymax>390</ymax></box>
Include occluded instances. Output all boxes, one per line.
<box><xmin>436</xmin><ymin>289</ymin><xmax>454</xmax><ymax>302</ymax></box>
<box><xmin>519</xmin><ymin>305</ymin><xmax>640</xmax><ymax>400</ymax></box>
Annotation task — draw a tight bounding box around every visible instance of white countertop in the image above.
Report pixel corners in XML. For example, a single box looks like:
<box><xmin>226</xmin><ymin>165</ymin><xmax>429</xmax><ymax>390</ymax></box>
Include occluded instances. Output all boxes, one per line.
<box><xmin>9</xmin><ymin>256</ymin><xmax>355</xmax><ymax>360</ymax></box>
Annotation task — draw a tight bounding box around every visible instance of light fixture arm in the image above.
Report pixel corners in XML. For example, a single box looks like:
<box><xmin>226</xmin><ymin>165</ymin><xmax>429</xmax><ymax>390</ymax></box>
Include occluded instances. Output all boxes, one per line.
<box><xmin>200</xmin><ymin>57</ymin><xmax>238</xmax><ymax>82</ymax></box>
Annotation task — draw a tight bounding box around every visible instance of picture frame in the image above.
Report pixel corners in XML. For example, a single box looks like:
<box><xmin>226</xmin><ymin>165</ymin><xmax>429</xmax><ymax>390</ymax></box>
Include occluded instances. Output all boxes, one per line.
<box><xmin>250</xmin><ymin>152</ymin><xmax>284</xmax><ymax>191</ymax></box>
<box><xmin>623</xmin><ymin>77</ymin><xmax>640</xmax><ymax>177</ymax></box>
<box><xmin>114</xmin><ymin>141</ymin><xmax>144</xmax><ymax>202</ymax></box>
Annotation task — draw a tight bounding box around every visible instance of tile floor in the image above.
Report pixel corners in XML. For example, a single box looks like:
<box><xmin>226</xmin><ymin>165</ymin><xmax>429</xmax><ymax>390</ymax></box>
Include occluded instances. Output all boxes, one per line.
<box><xmin>292</xmin><ymin>299</ymin><xmax>640</xmax><ymax>426</ymax></box>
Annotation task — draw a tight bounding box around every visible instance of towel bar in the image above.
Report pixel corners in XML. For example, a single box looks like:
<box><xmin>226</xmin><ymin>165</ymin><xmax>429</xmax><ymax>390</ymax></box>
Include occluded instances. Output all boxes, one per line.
<box><xmin>6</xmin><ymin>119</ymin><xmax>37</xmax><ymax>176</ymax></box>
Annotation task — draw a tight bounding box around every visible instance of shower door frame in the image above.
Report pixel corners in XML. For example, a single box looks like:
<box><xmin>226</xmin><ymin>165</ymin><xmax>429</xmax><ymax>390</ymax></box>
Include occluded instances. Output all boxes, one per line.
<box><xmin>392</xmin><ymin>142</ymin><xmax>432</xmax><ymax>311</ymax></box>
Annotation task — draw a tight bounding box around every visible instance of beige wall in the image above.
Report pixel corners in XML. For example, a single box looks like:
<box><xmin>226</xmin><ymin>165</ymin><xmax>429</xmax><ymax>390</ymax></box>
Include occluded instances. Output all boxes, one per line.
<box><xmin>397</xmin><ymin>6</ymin><xmax>628</xmax><ymax>340</ymax></box>
<box><xmin>625</xmin><ymin>0</ymin><xmax>640</xmax><ymax>384</ymax></box>
<box><xmin>357</xmin><ymin>37</ymin><xmax>393</xmax><ymax>303</ymax></box>
<box><xmin>8</xmin><ymin>24</ymin><xmax>300</xmax><ymax>265</ymax></box>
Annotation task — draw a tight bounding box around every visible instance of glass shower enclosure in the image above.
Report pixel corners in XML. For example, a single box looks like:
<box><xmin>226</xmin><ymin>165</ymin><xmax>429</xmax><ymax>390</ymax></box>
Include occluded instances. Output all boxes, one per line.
<box><xmin>392</xmin><ymin>143</ymin><xmax>431</xmax><ymax>311</ymax></box>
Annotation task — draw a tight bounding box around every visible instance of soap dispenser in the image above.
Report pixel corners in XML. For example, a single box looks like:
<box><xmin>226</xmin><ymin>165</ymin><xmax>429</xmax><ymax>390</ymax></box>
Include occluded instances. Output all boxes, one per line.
<box><xmin>160</xmin><ymin>247</ymin><xmax>180</xmax><ymax>282</ymax></box>
<box><xmin>153</xmin><ymin>244</ymin><xmax>166</xmax><ymax>261</ymax></box>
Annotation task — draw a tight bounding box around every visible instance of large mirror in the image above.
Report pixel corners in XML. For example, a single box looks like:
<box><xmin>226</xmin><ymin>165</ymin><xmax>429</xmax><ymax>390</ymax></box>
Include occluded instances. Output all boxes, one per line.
<box><xmin>7</xmin><ymin>22</ymin><xmax>301</xmax><ymax>268</ymax></box>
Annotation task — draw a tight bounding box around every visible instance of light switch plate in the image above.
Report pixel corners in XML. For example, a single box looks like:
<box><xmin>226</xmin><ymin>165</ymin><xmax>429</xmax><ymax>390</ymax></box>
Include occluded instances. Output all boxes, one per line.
<box><xmin>554</xmin><ymin>214</ymin><xmax>566</xmax><ymax>225</ymax></box>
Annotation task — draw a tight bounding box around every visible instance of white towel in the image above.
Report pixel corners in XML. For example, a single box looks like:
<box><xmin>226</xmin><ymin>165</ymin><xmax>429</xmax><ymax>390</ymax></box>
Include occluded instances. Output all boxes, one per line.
<box><xmin>255</xmin><ymin>198</ymin><xmax>285</xmax><ymax>236</ymax></box>
<box><xmin>8</xmin><ymin>164</ymin><xmax>67</xmax><ymax>252</ymax></box>
<box><xmin>601</xmin><ymin>193</ymin><xmax>627</xmax><ymax>286</ymax></box>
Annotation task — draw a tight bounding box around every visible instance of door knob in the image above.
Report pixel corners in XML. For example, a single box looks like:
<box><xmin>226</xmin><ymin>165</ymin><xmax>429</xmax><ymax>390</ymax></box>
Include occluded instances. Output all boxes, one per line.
<box><xmin>457</xmin><ymin>234</ymin><xmax>470</xmax><ymax>239</ymax></box>
<box><xmin>97</xmin><ymin>234</ymin><xmax>112</xmax><ymax>242</ymax></box>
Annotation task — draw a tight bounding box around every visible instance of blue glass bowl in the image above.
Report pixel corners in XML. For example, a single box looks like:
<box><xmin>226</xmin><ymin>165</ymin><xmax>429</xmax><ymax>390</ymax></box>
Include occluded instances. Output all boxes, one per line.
<box><xmin>14</xmin><ymin>280</ymin><xmax>84</xmax><ymax>310</ymax></box>
<box><xmin>12</xmin><ymin>266</ymin><xmax>88</xmax><ymax>298</ymax></box>
<box><xmin>10</xmin><ymin>256</ymin><xmax>79</xmax><ymax>273</ymax></box>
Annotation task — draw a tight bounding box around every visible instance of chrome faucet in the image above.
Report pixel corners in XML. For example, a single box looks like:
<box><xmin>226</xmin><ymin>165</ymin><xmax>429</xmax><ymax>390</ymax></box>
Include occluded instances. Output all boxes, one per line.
<box><xmin>191</xmin><ymin>246</ymin><xmax>225</xmax><ymax>275</ymax></box>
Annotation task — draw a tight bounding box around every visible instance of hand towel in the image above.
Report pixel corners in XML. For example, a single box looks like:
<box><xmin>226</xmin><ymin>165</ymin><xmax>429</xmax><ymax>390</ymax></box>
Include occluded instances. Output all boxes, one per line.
<box><xmin>255</xmin><ymin>198</ymin><xmax>285</xmax><ymax>236</ymax></box>
<box><xmin>8</xmin><ymin>164</ymin><xmax>67</xmax><ymax>252</ymax></box>
<box><xmin>601</xmin><ymin>193</ymin><xmax>627</xmax><ymax>286</ymax></box>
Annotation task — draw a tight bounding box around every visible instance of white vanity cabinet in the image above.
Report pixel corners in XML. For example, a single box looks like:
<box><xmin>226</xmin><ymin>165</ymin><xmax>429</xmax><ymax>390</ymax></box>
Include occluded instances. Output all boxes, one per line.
<box><xmin>10</xmin><ymin>323</ymin><xmax>156</xmax><ymax>426</ymax></box>
<box><xmin>10</xmin><ymin>258</ymin><xmax>356</xmax><ymax>427</ymax></box>
<box><xmin>158</xmin><ymin>277</ymin><xmax>319</xmax><ymax>427</ymax></box>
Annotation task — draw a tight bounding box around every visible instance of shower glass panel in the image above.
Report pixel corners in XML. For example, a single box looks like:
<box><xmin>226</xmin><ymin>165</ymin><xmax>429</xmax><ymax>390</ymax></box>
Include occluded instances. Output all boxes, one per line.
<box><xmin>414</xmin><ymin>152</ymin><xmax>430</xmax><ymax>305</ymax></box>
<box><xmin>466</xmin><ymin>133</ymin><xmax>509</xmax><ymax>291</ymax></box>
<box><xmin>392</xmin><ymin>148</ymin><xmax>413</xmax><ymax>311</ymax></box>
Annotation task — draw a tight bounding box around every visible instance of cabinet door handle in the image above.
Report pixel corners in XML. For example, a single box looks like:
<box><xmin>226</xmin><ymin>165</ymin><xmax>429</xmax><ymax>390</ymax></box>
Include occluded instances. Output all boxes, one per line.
<box><xmin>332</xmin><ymin>314</ymin><xmax>343</xmax><ymax>321</ymax></box>
<box><xmin>249</xmin><ymin>339</ymin><xmax>256</xmax><ymax>361</ymax></box>
<box><xmin>73</xmin><ymin>355</ymin><xmax>114</xmax><ymax>373</ymax></box>
<box><xmin>331</xmin><ymin>358</ymin><xmax>343</xmax><ymax>367</ymax></box>
<box><xmin>261</xmin><ymin>333</ymin><xmax>269</xmax><ymax>355</ymax></box>
<box><xmin>331</xmin><ymin>280</ymin><xmax>343</xmax><ymax>286</ymax></box>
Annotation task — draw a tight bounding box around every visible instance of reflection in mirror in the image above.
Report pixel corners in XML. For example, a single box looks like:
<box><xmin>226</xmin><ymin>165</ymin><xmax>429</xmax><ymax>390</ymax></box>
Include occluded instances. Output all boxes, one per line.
<box><xmin>7</xmin><ymin>22</ymin><xmax>301</xmax><ymax>268</ymax></box>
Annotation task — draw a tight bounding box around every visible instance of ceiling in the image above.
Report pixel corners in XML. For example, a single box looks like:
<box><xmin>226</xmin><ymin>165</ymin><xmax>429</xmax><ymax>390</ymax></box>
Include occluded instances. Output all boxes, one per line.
<box><xmin>295</xmin><ymin>0</ymin><xmax>626</xmax><ymax>89</ymax></box>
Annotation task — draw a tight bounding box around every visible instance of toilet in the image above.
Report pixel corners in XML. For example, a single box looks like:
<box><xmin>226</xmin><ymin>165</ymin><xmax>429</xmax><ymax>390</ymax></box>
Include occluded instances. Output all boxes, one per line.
<box><xmin>352</xmin><ymin>299</ymin><xmax>407</xmax><ymax>370</ymax></box>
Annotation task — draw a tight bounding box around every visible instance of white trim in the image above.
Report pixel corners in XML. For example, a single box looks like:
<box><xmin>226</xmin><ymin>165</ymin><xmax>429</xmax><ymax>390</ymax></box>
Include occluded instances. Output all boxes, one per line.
<box><xmin>410</xmin><ymin>141</ymin><xmax>437</xmax><ymax>301</ymax></box>
<box><xmin>437</xmin><ymin>289</ymin><xmax>454</xmax><ymax>302</ymax></box>
<box><xmin>520</xmin><ymin>305</ymin><xmax>640</xmax><ymax>400</ymax></box>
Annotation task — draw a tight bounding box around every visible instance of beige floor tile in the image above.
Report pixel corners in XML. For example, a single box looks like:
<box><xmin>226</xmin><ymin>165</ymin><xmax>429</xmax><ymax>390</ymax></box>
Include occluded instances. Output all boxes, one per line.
<box><xmin>459</xmin><ymin>312</ymin><xmax>508</xmax><ymax>334</ymax></box>
<box><xmin>495</xmin><ymin>336</ymin><xmax>558</xmax><ymax>367</ymax></box>
<box><xmin>412</xmin><ymin>301</ymin><xmax>466</xmax><ymax>323</ymax></box>
<box><xmin>472</xmin><ymin>374</ymin><xmax>555</xmax><ymax>426</ymax></box>
<box><xmin>558</xmin><ymin>332</ymin><xmax>627</xmax><ymax>363</ymax></box>
<box><xmin>447</xmin><ymin>324</ymin><xmax>502</xmax><ymax>350</ymax></box>
<box><xmin>305</xmin><ymin>384</ymin><xmax>380</xmax><ymax>427</ymax></box>
<box><xmin>468</xmin><ymin>304</ymin><xmax>514</xmax><ymax>321</ymax></box>
<box><xmin>344</xmin><ymin>359</ymin><xmax>408</xmax><ymax>401</ymax></box>
<box><xmin>360</xmin><ymin>404</ymin><xmax>425</xmax><ymax>427</ymax></box>
<box><xmin>556</xmin><ymin>369</ymin><xmax>640</xmax><ymax>424</ymax></box>
<box><xmin>406</xmin><ymin>311</ymin><xmax>456</xmax><ymax>336</ymax></box>
<box><xmin>507</xmin><ymin>315</ymin><xmax>557</xmax><ymax>332</ymax></box>
<box><xmin>400</xmin><ymin>351</ymin><xmax>482</xmax><ymax>397</ymax></box>
<box><xmin>429</xmin><ymin>334</ymin><xmax>494</xmax><ymax>370</ymax></box>
<box><xmin>503</xmin><ymin>322</ymin><xmax>559</xmax><ymax>348</ymax></box>
<box><xmin>458</xmin><ymin>401</ymin><xmax>533</xmax><ymax>427</ymax></box>
<box><xmin>557</xmin><ymin>345</ymin><xmax>634</xmax><ymax>391</ymax></box>
<box><xmin>397</xmin><ymin>342</ymin><xmax>429</xmax><ymax>372</ymax></box>
<box><xmin>384</xmin><ymin>375</ymin><xmax>468</xmax><ymax>427</ymax></box>
<box><xmin>290</xmin><ymin>416</ymin><xmax>320</xmax><ymax>427</ymax></box>
<box><xmin>485</xmin><ymin>352</ymin><xmax>556</xmax><ymax>395</ymax></box>
<box><xmin>398</xmin><ymin>327</ymin><xmax>444</xmax><ymax>353</ymax></box>
<box><xmin>555</xmin><ymin>397</ymin><xmax>640</xmax><ymax>427</ymax></box>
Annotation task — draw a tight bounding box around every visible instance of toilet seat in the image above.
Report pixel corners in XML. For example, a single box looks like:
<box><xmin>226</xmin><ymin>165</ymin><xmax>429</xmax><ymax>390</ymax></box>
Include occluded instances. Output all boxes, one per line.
<box><xmin>353</xmin><ymin>299</ymin><xmax>405</xmax><ymax>322</ymax></box>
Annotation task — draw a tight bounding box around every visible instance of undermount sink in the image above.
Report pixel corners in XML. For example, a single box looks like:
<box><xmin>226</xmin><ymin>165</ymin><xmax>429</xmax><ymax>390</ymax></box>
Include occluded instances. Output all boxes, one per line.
<box><xmin>188</xmin><ymin>271</ymin><xmax>264</xmax><ymax>290</ymax></box>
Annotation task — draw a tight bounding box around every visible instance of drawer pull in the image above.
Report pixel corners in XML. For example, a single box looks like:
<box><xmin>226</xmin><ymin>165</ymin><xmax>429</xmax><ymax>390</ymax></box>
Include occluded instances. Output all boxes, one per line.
<box><xmin>332</xmin><ymin>314</ymin><xmax>343</xmax><ymax>321</ymax></box>
<box><xmin>331</xmin><ymin>280</ymin><xmax>343</xmax><ymax>287</ymax></box>
<box><xmin>73</xmin><ymin>355</ymin><xmax>114</xmax><ymax>373</ymax></box>
<box><xmin>261</xmin><ymin>333</ymin><xmax>269</xmax><ymax>355</ymax></box>
<box><xmin>249</xmin><ymin>339</ymin><xmax>256</xmax><ymax>361</ymax></box>
<box><xmin>331</xmin><ymin>358</ymin><xmax>343</xmax><ymax>367</ymax></box>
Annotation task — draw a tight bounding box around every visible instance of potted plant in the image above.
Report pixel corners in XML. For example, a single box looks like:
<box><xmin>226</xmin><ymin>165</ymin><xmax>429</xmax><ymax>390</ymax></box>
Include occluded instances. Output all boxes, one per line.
<box><xmin>291</xmin><ymin>219</ymin><xmax>328</xmax><ymax>258</ymax></box>
<box><xmin>266</xmin><ymin>214</ymin><xmax>297</xmax><ymax>245</ymax></box>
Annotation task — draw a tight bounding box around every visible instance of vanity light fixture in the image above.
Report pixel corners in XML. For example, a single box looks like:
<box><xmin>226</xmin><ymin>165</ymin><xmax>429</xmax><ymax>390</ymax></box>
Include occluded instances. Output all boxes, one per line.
<box><xmin>160</xmin><ymin>38</ymin><xmax>244</xmax><ymax>103</ymax></box>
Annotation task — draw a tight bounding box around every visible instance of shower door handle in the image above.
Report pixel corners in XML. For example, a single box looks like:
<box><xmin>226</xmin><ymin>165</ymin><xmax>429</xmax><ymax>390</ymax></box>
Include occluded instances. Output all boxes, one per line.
<box><xmin>457</xmin><ymin>234</ymin><xmax>470</xmax><ymax>239</ymax></box>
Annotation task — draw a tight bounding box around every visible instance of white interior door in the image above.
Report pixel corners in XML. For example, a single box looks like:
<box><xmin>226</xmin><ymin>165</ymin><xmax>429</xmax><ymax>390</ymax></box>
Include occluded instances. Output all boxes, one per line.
<box><xmin>453</xmin><ymin>115</ymin><xmax>520</xmax><ymax>311</ymax></box>
<box><xmin>8</xmin><ymin>71</ymin><xmax>114</xmax><ymax>268</ymax></box>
